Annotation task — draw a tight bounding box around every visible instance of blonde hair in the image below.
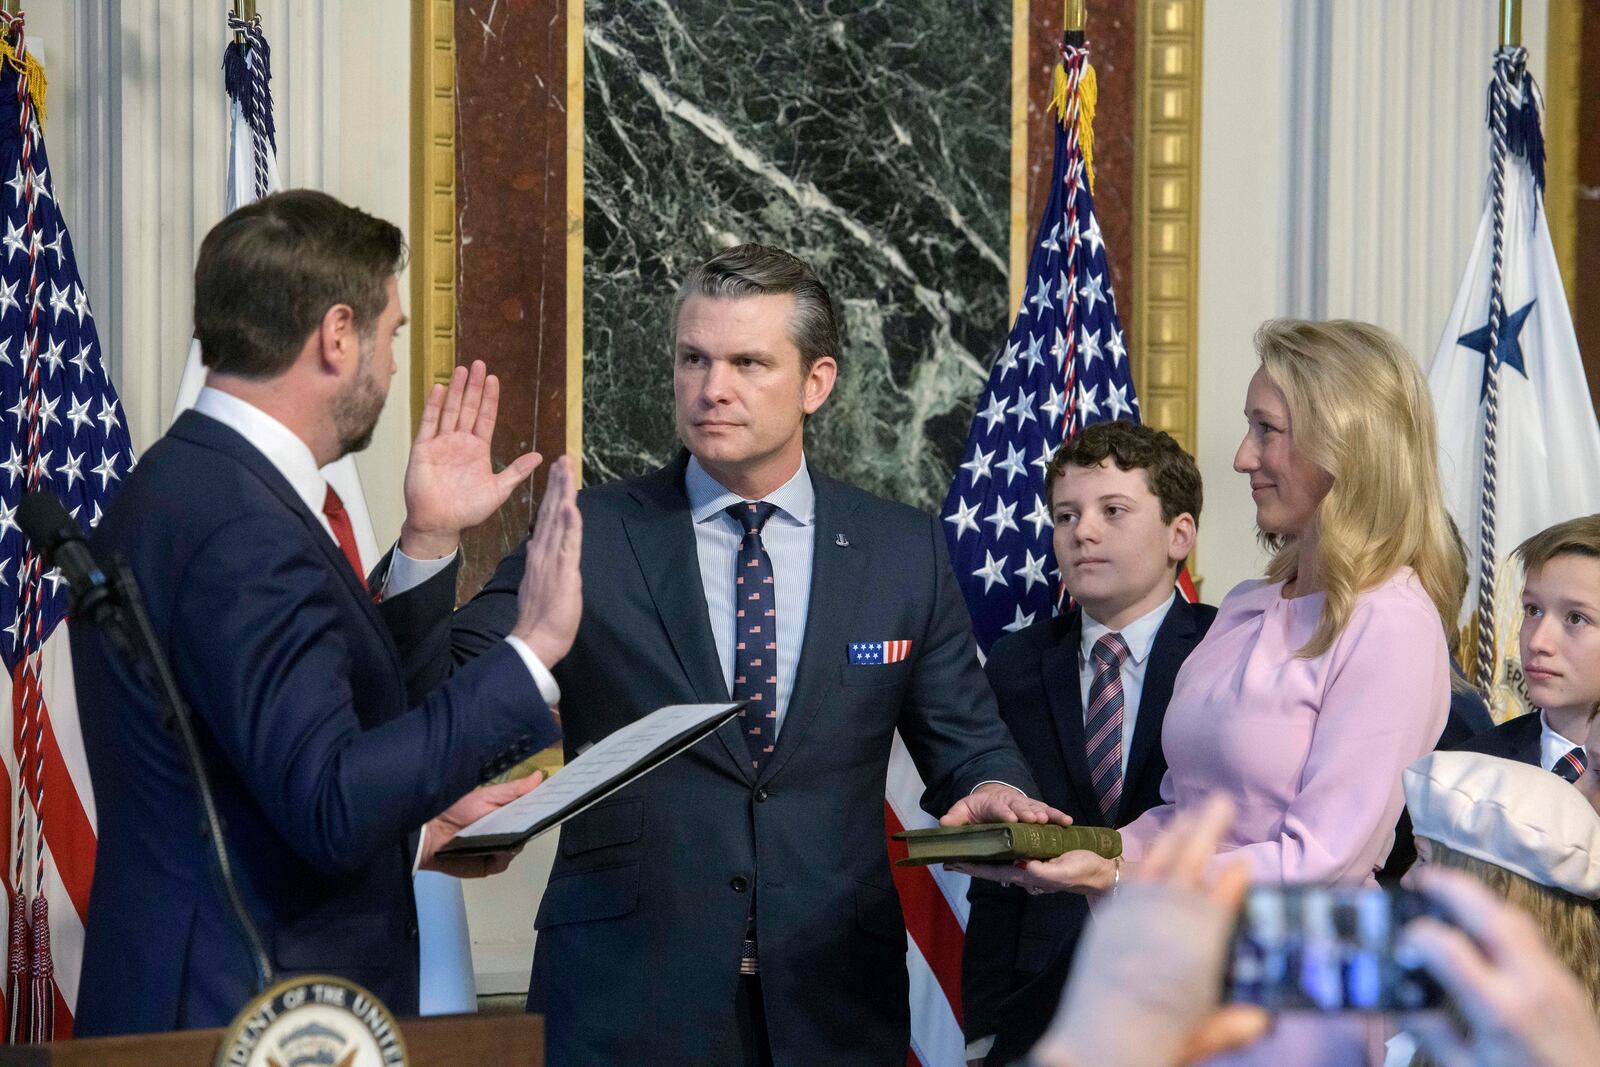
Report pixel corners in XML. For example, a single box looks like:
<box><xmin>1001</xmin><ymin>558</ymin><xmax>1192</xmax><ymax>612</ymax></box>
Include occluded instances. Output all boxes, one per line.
<box><xmin>1254</xmin><ymin>320</ymin><xmax>1462</xmax><ymax>657</ymax></box>
<box><xmin>1423</xmin><ymin>839</ymin><xmax>1600</xmax><ymax>1013</ymax></box>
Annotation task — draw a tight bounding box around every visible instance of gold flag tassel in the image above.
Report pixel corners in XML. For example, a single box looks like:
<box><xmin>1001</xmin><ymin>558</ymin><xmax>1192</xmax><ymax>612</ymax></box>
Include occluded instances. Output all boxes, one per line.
<box><xmin>1047</xmin><ymin>53</ymin><xmax>1097</xmax><ymax>193</ymax></box>
<box><xmin>0</xmin><ymin>22</ymin><xmax>48</xmax><ymax>124</ymax></box>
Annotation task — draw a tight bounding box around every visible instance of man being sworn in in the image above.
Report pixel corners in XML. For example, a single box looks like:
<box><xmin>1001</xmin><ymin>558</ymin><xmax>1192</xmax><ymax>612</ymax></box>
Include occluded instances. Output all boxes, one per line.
<box><xmin>71</xmin><ymin>190</ymin><xmax>583</xmax><ymax>1036</ymax></box>
<box><xmin>446</xmin><ymin>244</ymin><xmax>1065</xmax><ymax>1066</ymax></box>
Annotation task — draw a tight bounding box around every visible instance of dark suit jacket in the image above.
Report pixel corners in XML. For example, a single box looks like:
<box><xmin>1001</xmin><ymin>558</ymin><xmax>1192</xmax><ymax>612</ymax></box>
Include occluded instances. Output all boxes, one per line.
<box><xmin>71</xmin><ymin>411</ymin><xmax>558</xmax><ymax>1036</ymax></box>
<box><xmin>961</xmin><ymin>598</ymin><xmax>1215</xmax><ymax>1064</ymax></box>
<box><xmin>443</xmin><ymin>453</ymin><xmax>1038</xmax><ymax>1066</ymax></box>
<box><xmin>1450</xmin><ymin>709</ymin><xmax>1541</xmax><ymax>764</ymax></box>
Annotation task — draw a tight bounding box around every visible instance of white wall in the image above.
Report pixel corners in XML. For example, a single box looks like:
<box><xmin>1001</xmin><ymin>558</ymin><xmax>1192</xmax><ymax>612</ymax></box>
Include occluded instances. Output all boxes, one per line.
<box><xmin>1195</xmin><ymin>0</ymin><xmax>1551</xmax><ymax>599</ymax></box>
<box><xmin>26</xmin><ymin>0</ymin><xmax>412</xmax><ymax>542</ymax></box>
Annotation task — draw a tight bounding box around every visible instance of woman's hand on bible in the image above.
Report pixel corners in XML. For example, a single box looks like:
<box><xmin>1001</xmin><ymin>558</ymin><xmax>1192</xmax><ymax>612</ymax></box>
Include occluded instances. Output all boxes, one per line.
<box><xmin>949</xmin><ymin>849</ymin><xmax>1118</xmax><ymax>896</ymax></box>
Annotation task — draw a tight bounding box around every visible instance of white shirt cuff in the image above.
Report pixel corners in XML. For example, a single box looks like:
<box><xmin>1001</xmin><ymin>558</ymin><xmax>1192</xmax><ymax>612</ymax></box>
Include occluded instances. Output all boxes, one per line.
<box><xmin>971</xmin><ymin>780</ymin><xmax>1027</xmax><ymax>797</ymax></box>
<box><xmin>506</xmin><ymin>635</ymin><xmax>562</xmax><ymax>706</ymax></box>
<box><xmin>414</xmin><ymin>638</ymin><xmax>559</xmax><ymax>878</ymax></box>
<box><xmin>966</xmin><ymin>1035</ymin><xmax>996</xmax><ymax>1060</ymax></box>
<box><xmin>381</xmin><ymin>543</ymin><xmax>458</xmax><ymax>598</ymax></box>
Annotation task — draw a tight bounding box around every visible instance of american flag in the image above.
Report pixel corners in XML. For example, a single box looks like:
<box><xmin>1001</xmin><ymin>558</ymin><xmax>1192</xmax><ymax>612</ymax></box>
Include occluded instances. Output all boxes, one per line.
<box><xmin>0</xmin><ymin>12</ymin><xmax>136</xmax><ymax>1042</ymax></box>
<box><xmin>941</xmin><ymin>40</ymin><xmax>1143</xmax><ymax>657</ymax></box>
<box><xmin>850</xmin><ymin>640</ymin><xmax>912</xmax><ymax>665</ymax></box>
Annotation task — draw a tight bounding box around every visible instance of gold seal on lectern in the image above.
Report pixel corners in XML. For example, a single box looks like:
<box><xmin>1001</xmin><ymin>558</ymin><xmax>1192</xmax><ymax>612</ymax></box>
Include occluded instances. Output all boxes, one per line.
<box><xmin>213</xmin><ymin>974</ymin><xmax>409</xmax><ymax>1067</ymax></box>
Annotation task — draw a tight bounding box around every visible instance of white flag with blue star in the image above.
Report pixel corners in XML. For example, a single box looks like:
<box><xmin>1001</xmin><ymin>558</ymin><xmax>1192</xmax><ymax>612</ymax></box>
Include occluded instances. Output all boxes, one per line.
<box><xmin>1428</xmin><ymin>61</ymin><xmax>1600</xmax><ymax>721</ymax></box>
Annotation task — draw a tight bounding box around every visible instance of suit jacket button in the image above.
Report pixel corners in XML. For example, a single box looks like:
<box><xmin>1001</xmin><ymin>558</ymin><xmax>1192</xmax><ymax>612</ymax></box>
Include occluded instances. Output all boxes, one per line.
<box><xmin>730</xmin><ymin>876</ymin><xmax>749</xmax><ymax>893</ymax></box>
<box><xmin>406</xmin><ymin>921</ymin><xmax>419</xmax><ymax>940</ymax></box>
<box><xmin>754</xmin><ymin>788</ymin><xmax>768</xmax><ymax>803</ymax></box>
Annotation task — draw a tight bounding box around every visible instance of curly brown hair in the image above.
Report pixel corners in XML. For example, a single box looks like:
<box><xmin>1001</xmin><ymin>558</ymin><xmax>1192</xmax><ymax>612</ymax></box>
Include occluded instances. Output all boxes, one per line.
<box><xmin>1046</xmin><ymin>420</ymin><xmax>1203</xmax><ymax>527</ymax></box>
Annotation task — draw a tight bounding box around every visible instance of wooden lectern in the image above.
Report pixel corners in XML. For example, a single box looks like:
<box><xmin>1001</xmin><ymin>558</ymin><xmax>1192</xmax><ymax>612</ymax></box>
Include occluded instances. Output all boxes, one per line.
<box><xmin>0</xmin><ymin>1012</ymin><xmax>543</xmax><ymax>1066</ymax></box>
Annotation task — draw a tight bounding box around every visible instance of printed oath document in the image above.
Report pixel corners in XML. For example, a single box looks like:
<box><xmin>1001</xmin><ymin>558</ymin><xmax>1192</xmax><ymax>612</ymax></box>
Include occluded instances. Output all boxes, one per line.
<box><xmin>893</xmin><ymin>824</ymin><xmax>1122</xmax><ymax>867</ymax></box>
<box><xmin>439</xmin><ymin>702</ymin><xmax>745</xmax><ymax>855</ymax></box>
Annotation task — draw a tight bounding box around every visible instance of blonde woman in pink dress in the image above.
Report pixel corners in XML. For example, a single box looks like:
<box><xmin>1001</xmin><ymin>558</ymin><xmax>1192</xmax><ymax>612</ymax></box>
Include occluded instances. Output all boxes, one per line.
<box><xmin>960</xmin><ymin>320</ymin><xmax>1461</xmax><ymax>1066</ymax></box>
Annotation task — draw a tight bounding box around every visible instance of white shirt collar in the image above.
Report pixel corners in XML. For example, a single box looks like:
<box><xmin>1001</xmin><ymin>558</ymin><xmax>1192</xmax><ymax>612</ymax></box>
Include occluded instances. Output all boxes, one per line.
<box><xmin>686</xmin><ymin>454</ymin><xmax>816</xmax><ymax>528</ymax></box>
<box><xmin>193</xmin><ymin>386</ymin><xmax>328</xmax><ymax>519</ymax></box>
<box><xmin>1081</xmin><ymin>590</ymin><xmax>1177</xmax><ymax>667</ymax></box>
<box><xmin>1540</xmin><ymin>709</ymin><xmax>1584</xmax><ymax>759</ymax></box>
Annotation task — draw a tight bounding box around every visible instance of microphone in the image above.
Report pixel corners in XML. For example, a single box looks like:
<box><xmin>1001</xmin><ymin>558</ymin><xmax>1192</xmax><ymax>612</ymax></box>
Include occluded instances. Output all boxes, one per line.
<box><xmin>17</xmin><ymin>492</ymin><xmax>117</xmax><ymax>625</ymax></box>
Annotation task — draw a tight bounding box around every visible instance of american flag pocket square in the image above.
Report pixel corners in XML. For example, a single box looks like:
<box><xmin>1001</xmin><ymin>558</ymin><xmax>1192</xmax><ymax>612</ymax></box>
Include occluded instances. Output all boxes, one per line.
<box><xmin>849</xmin><ymin>640</ymin><xmax>912</xmax><ymax>665</ymax></box>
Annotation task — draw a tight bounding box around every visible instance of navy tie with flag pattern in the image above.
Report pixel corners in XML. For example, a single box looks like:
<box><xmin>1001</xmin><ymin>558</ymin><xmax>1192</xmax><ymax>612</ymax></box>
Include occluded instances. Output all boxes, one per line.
<box><xmin>1085</xmin><ymin>633</ymin><xmax>1129</xmax><ymax>820</ymax></box>
<box><xmin>1555</xmin><ymin>745</ymin><xmax>1588</xmax><ymax>785</ymax></box>
<box><xmin>728</xmin><ymin>501</ymin><xmax>780</xmax><ymax>771</ymax></box>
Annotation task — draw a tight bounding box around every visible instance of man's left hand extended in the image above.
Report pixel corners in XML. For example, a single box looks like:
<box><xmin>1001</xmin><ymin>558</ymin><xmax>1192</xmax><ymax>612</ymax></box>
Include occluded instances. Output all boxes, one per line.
<box><xmin>419</xmin><ymin>770</ymin><xmax>545</xmax><ymax>878</ymax></box>
<box><xmin>939</xmin><ymin>782</ymin><xmax>1072</xmax><ymax>827</ymax></box>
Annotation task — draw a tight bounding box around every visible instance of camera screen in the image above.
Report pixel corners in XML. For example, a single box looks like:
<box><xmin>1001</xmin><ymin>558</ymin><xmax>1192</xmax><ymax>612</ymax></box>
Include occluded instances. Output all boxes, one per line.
<box><xmin>1227</xmin><ymin>885</ymin><xmax>1444</xmax><ymax>1012</ymax></box>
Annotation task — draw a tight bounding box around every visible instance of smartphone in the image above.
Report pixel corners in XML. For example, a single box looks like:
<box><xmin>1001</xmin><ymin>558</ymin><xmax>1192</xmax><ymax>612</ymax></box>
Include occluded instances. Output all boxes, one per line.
<box><xmin>1226</xmin><ymin>884</ymin><xmax>1446</xmax><ymax>1012</ymax></box>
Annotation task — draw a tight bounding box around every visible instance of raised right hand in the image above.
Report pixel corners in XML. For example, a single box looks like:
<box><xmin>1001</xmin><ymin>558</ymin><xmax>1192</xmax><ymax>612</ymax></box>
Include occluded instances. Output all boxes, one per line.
<box><xmin>511</xmin><ymin>455</ymin><xmax>582</xmax><ymax>667</ymax></box>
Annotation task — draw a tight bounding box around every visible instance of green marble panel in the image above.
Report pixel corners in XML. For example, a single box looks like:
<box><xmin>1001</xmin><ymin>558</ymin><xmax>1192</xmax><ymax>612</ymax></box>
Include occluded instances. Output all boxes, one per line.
<box><xmin>582</xmin><ymin>0</ymin><xmax>1011</xmax><ymax>509</ymax></box>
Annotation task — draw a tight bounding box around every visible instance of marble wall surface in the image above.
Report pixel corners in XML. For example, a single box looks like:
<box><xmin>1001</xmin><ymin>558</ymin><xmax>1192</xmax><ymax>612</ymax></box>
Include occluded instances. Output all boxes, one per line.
<box><xmin>581</xmin><ymin>0</ymin><xmax>1013</xmax><ymax>509</ymax></box>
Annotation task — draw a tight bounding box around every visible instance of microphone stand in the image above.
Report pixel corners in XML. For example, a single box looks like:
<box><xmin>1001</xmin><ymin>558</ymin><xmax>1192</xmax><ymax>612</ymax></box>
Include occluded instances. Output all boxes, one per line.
<box><xmin>93</xmin><ymin>553</ymin><xmax>275</xmax><ymax>993</ymax></box>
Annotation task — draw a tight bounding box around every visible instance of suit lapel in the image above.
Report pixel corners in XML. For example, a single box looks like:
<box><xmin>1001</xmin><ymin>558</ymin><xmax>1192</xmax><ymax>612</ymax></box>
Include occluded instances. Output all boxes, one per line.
<box><xmin>1040</xmin><ymin>611</ymin><xmax>1102</xmax><ymax>819</ymax></box>
<box><xmin>617</xmin><ymin>457</ymin><xmax>745</xmax><ymax>776</ymax></box>
<box><xmin>1119</xmin><ymin>598</ymin><xmax>1197</xmax><ymax>822</ymax></box>
<box><xmin>758</xmin><ymin>470</ymin><xmax>867</xmax><ymax>784</ymax></box>
<box><xmin>171</xmin><ymin>412</ymin><xmax>402</xmax><ymax>678</ymax></box>
<box><xmin>1513</xmin><ymin>712</ymin><xmax>1544</xmax><ymax>765</ymax></box>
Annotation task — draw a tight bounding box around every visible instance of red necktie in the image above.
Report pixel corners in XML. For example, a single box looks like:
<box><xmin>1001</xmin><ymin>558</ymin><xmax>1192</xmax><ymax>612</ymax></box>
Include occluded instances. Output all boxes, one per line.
<box><xmin>321</xmin><ymin>484</ymin><xmax>367</xmax><ymax>591</ymax></box>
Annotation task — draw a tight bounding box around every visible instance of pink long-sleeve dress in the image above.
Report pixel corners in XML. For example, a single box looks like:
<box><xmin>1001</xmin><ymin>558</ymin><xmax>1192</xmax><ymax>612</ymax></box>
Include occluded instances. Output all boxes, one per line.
<box><xmin>1120</xmin><ymin>566</ymin><xmax>1449</xmax><ymax>1066</ymax></box>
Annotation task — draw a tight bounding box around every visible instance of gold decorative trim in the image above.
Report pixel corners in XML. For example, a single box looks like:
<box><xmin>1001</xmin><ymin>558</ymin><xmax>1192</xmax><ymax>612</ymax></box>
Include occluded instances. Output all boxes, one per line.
<box><xmin>1132</xmin><ymin>0</ymin><xmax>1203</xmax><ymax>458</ymax></box>
<box><xmin>1008</xmin><ymin>1</ymin><xmax>1030</xmax><ymax>313</ymax></box>
<box><xmin>1544</xmin><ymin>0</ymin><xmax>1581</xmax><ymax>310</ymax></box>
<box><xmin>567</xmin><ymin>0</ymin><xmax>585</xmax><ymax>475</ymax></box>
<box><xmin>409</xmin><ymin>0</ymin><xmax>457</xmax><ymax>429</ymax></box>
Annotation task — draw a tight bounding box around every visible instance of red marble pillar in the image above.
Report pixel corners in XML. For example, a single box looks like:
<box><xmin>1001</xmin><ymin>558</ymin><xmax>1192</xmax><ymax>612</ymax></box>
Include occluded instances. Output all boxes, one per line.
<box><xmin>1576</xmin><ymin>11</ymin><xmax>1600</xmax><ymax>415</ymax></box>
<box><xmin>1027</xmin><ymin>0</ymin><xmax>1138</xmax><ymax>351</ymax></box>
<box><xmin>453</xmin><ymin>0</ymin><xmax>572</xmax><ymax>595</ymax></box>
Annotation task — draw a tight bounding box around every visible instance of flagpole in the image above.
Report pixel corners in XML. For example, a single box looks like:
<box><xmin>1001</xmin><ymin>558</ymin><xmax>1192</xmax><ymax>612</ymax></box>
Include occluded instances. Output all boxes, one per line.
<box><xmin>1064</xmin><ymin>0</ymin><xmax>1086</xmax><ymax>43</ymax></box>
<box><xmin>1472</xmin><ymin>3</ymin><xmax>1526</xmax><ymax>689</ymax></box>
<box><xmin>1499</xmin><ymin>0</ymin><xmax>1522</xmax><ymax>47</ymax></box>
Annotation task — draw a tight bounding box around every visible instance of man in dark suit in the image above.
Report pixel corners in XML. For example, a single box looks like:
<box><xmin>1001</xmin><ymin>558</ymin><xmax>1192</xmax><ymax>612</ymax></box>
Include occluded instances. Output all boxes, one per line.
<box><xmin>957</xmin><ymin>421</ymin><xmax>1214</xmax><ymax>1066</ymax></box>
<box><xmin>441</xmin><ymin>244</ymin><xmax>1062</xmax><ymax>1066</ymax></box>
<box><xmin>71</xmin><ymin>190</ymin><xmax>582</xmax><ymax>1035</ymax></box>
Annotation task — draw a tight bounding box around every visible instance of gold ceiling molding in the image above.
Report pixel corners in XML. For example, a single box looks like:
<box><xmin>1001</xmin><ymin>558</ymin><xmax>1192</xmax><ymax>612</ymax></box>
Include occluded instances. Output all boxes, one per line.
<box><xmin>1132</xmin><ymin>0</ymin><xmax>1203</xmax><ymax>458</ymax></box>
<box><xmin>1008</xmin><ymin>2</ymin><xmax>1031</xmax><ymax>314</ymax></box>
<box><xmin>409</xmin><ymin>0</ymin><xmax>458</xmax><ymax>429</ymax></box>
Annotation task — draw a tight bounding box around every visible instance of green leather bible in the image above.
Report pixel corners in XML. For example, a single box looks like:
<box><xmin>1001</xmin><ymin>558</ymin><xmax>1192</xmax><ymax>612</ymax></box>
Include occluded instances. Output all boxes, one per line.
<box><xmin>892</xmin><ymin>823</ymin><xmax>1122</xmax><ymax>866</ymax></box>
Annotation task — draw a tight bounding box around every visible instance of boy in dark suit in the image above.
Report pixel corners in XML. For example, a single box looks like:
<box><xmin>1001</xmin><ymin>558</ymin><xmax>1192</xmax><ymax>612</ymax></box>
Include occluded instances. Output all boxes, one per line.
<box><xmin>960</xmin><ymin>421</ymin><xmax>1215</xmax><ymax>1066</ymax></box>
<box><xmin>1453</xmin><ymin>515</ymin><xmax>1600</xmax><ymax>777</ymax></box>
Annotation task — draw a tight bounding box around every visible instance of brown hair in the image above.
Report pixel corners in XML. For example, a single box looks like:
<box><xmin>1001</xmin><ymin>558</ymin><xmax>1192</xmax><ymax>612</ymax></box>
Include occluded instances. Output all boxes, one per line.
<box><xmin>1046</xmin><ymin>420</ymin><xmax>1203</xmax><ymax>528</ymax></box>
<box><xmin>1516</xmin><ymin>515</ymin><xmax>1600</xmax><ymax>576</ymax></box>
<box><xmin>672</xmin><ymin>244</ymin><xmax>840</xmax><ymax>374</ymax></box>
<box><xmin>194</xmin><ymin>189</ymin><xmax>407</xmax><ymax>379</ymax></box>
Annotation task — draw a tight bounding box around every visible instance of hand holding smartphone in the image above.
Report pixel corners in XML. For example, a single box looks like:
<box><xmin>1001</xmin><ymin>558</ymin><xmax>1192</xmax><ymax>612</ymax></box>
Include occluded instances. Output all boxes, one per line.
<box><xmin>1226</xmin><ymin>884</ymin><xmax>1446</xmax><ymax>1013</ymax></box>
